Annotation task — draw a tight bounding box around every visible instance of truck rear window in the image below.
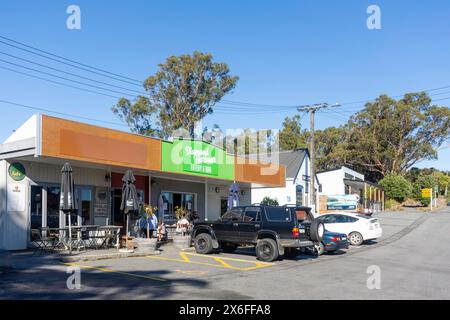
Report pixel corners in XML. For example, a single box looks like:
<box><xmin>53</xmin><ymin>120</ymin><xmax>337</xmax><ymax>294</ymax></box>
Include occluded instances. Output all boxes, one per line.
<box><xmin>264</xmin><ymin>207</ymin><xmax>291</xmax><ymax>222</ymax></box>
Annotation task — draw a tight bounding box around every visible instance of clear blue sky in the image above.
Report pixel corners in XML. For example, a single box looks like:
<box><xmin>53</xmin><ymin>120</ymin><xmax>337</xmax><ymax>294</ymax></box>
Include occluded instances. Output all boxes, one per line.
<box><xmin>0</xmin><ymin>0</ymin><xmax>449</xmax><ymax>170</ymax></box>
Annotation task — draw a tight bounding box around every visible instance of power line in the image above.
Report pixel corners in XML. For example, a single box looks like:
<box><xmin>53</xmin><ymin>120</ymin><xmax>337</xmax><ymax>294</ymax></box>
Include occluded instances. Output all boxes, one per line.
<box><xmin>3</xmin><ymin>34</ymin><xmax>450</xmax><ymax>111</ymax></box>
<box><xmin>0</xmin><ymin>37</ymin><xmax>142</xmax><ymax>86</ymax></box>
<box><xmin>0</xmin><ymin>98</ymin><xmax>128</xmax><ymax>127</ymax></box>
<box><xmin>0</xmin><ymin>58</ymin><xmax>138</xmax><ymax>97</ymax></box>
<box><xmin>0</xmin><ymin>34</ymin><xmax>142</xmax><ymax>84</ymax></box>
<box><xmin>0</xmin><ymin>65</ymin><xmax>121</xmax><ymax>99</ymax></box>
<box><xmin>0</xmin><ymin>51</ymin><xmax>147</xmax><ymax>95</ymax></box>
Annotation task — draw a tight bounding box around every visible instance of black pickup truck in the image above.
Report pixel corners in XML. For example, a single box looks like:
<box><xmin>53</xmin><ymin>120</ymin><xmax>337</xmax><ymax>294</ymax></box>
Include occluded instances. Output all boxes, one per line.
<box><xmin>192</xmin><ymin>205</ymin><xmax>325</xmax><ymax>262</ymax></box>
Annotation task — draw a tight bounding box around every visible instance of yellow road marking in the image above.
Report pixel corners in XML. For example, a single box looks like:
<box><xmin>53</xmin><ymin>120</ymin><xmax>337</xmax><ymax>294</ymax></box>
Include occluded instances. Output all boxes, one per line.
<box><xmin>184</xmin><ymin>252</ymin><xmax>273</xmax><ymax>266</ymax></box>
<box><xmin>214</xmin><ymin>258</ymin><xmax>233</xmax><ymax>268</ymax></box>
<box><xmin>63</xmin><ymin>262</ymin><xmax>167</xmax><ymax>282</ymax></box>
<box><xmin>179</xmin><ymin>252</ymin><xmax>191</xmax><ymax>262</ymax></box>
<box><xmin>145</xmin><ymin>252</ymin><xmax>273</xmax><ymax>271</ymax></box>
<box><xmin>175</xmin><ymin>269</ymin><xmax>208</xmax><ymax>275</ymax></box>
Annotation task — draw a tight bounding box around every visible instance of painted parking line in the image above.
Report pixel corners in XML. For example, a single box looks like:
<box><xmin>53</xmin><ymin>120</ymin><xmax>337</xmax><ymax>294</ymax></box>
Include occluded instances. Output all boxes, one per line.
<box><xmin>145</xmin><ymin>251</ymin><xmax>273</xmax><ymax>271</ymax></box>
<box><xmin>63</xmin><ymin>262</ymin><xmax>167</xmax><ymax>282</ymax></box>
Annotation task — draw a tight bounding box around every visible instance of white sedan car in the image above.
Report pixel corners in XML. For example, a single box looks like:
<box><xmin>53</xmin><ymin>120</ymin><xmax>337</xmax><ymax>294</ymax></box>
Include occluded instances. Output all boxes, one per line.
<box><xmin>316</xmin><ymin>212</ymin><xmax>382</xmax><ymax>246</ymax></box>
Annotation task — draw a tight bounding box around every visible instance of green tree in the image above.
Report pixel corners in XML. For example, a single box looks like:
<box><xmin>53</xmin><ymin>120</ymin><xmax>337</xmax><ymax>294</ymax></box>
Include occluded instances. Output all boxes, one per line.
<box><xmin>278</xmin><ymin>115</ymin><xmax>308</xmax><ymax>151</ymax></box>
<box><xmin>433</xmin><ymin>171</ymin><xmax>450</xmax><ymax>196</ymax></box>
<box><xmin>336</xmin><ymin>92</ymin><xmax>450</xmax><ymax>180</ymax></box>
<box><xmin>314</xmin><ymin>126</ymin><xmax>347</xmax><ymax>171</ymax></box>
<box><xmin>379</xmin><ymin>174</ymin><xmax>413</xmax><ymax>202</ymax></box>
<box><xmin>260</xmin><ymin>196</ymin><xmax>279</xmax><ymax>206</ymax></box>
<box><xmin>112</xmin><ymin>51</ymin><xmax>239</xmax><ymax>138</ymax></box>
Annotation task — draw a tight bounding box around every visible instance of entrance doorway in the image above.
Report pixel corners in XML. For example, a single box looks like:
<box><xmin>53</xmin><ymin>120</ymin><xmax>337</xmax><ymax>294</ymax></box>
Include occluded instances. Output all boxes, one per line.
<box><xmin>220</xmin><ymin>197</ymin><xmax>228</xmax><ymax>216</ymax></box>
<box><xmin>161</xmin><ymin>191</ymin><xmax>195</xmax><ymax>223</ymax></box>
<box><xmin>111</xmin><ymin>188</ymin><xmax>145</xmax><ymax>227</ymax></box>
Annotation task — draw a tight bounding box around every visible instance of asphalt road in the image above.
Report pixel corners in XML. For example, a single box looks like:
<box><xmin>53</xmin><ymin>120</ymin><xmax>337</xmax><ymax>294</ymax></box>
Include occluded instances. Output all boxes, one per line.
<box><xmin>1</xmin><ymin>208</ymin><xmax>449</xmax><ymax>299</ymax></box>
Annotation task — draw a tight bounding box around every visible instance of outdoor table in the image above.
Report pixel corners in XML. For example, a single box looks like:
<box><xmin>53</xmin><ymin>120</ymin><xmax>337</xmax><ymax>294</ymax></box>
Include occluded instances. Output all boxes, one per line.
<box><xmin>34</xmin><ymin>225</ymin><xmax>122</xmax><ymax>252</ymax></box>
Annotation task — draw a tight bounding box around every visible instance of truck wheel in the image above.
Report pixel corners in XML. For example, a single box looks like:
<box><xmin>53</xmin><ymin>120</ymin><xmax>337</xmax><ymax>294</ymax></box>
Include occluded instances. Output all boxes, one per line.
<box><xmin>256</xmin><ymin>238</ymin><xmax>279</xmax><ymax>262</ymax></box>
<box><xmin>349</xmin><ymin>232</ymin><xmax>364</xmax><ymax>246</ymax></box>
<box><xmin>220</xmin><ymin>242</ymin><xmax>237</xmax><ymax>253</ymax></box>
<box><xmin>194</xmin><ymin>233</ymin><xmax>214</xmax><ymax>254</ymax></box>
<box><xmin>284</xmin><ymin>247</ymin><xmax>299</xmax><ymax>259</ymax></box>
<box><xmin>310</xmin><ymin>220</ymin><xmax>325</xmax><ymax>242</ymax></box>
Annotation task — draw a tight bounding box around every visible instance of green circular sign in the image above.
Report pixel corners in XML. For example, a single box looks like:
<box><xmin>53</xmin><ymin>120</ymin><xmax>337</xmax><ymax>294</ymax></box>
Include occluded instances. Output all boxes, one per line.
<box><xmin>8</xmin><ymin>162</ymin><xmax>26</xmax><ymax>181</ymax></box>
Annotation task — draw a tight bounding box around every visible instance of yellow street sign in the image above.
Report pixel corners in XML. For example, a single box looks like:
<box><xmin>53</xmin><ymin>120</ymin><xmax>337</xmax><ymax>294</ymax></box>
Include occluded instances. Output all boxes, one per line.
<box><xmin>421</xmin><ymin>188</ymin><xmax>432</xmax><ymax>198</ymax></box>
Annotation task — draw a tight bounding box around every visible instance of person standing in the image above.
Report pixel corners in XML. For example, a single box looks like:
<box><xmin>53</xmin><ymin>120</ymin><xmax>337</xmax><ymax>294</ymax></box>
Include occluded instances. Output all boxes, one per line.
<box><xmin>148</xmin><ymin>213</ymin><xmax>158</xmax><ymax>238</ymax></box>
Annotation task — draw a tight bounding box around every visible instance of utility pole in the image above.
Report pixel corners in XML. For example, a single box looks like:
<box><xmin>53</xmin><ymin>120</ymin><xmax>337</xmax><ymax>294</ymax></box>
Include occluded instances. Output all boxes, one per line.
<box><xmin>297</xmin><ymin>103</ymin><xmax>340</xmax><ymax>215</ymax></box>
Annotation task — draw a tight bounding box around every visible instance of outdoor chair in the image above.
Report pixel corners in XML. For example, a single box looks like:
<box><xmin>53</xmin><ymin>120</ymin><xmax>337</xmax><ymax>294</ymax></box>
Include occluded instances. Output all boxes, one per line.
<box><xmin>31</xmin><ymin>228</ymin><xmax>60</xmax><ymax>254</ymax></box>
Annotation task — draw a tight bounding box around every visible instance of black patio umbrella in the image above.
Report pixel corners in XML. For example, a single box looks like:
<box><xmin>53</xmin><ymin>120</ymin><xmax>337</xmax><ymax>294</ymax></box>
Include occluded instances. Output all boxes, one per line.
<box><xmin>60</xmin><ymin>162</ymin><xmax>78</xmax><ymax>253</ymax></box>
<box><xmin>120</xmin><ymin>170</ymin><xmax>139</xmax><ymax>242</ymax></box>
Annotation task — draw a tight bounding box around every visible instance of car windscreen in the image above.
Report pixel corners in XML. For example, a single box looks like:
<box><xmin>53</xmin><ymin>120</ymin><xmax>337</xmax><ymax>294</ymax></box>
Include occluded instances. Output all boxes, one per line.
<box><xmin>264</xmin><ymin>207</ymin><xmax>291</xmax><ymax>222</ymax></box>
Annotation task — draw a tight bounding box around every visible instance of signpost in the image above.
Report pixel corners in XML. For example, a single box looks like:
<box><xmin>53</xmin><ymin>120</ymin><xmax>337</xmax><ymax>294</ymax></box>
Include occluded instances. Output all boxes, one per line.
<box><xmin>421</xmin><ymin>188</ymin><xmax>433</xmax><ymax>211</ymax></box>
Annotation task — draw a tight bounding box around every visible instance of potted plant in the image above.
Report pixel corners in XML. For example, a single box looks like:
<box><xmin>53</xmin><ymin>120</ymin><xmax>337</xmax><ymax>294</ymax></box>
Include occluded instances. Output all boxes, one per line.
<box><xmin>172</xmin><ymin>206</ymin><xmax>192</xmax><ymax>249</ymax></box>
<box><xmin>134</xmin><ymin>204</ymin><xmax>158</xmax><ymax>253</ymax></box>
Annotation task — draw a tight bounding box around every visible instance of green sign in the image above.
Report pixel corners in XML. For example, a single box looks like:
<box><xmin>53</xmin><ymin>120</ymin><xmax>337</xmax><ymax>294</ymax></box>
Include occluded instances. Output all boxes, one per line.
<box><xmin>161</xmin><ymin>139</ymin><xmax>234</xmax><ymax>180</ymax></box>
<box><xmin>8</xmin><ymin>162</ymin><xmax>26</xmax><ymax>181</ymax></box>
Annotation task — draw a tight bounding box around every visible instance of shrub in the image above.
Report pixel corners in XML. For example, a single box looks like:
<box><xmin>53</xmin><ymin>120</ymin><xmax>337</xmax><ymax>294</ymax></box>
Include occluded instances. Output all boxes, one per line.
<box><xmin>261</xmin><ymin>196</ymin><xmax>279</xmax><ymax>206</ymax></box>
<box><xmin>385</xmin><ymin>199</ymin><xmax>402</xmax><ymax>211</ymax></box>
<box><xmin>379</xmin><ymin>174</ymin><xmax>413</xmax><ymax>203</ymax></box>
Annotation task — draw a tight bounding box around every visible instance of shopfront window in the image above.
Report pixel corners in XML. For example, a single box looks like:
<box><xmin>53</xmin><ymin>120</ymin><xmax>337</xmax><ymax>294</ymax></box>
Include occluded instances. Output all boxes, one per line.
<box><xmin>162</xmin><ymin>192</ymin><xmax>195</xmax><ymax>222</ymax></box>
<box><xmin>296</xmin><ymin>185</ymin><xmax>304</xmax><ymax>206</ymax></box>
<box><xmin>80</xmin><ymin>188</ymin><xmax>92</xmax><ymax>225</ymax></box>
<box><xmin>30</xmin><ymin>186</ymin><xmax>43</xmax><ymax>231</ymax></box>
<box><xmin>47</xmin><ymin>186</ymin><xmax>60</xmax><ymax>228</ymax></box>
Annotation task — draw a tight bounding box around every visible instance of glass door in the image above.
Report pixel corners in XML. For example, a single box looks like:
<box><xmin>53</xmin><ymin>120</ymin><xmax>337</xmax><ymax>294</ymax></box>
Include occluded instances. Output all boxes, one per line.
<box><xmin>46</xmin><ymin>186</ymin><xmax>61</xmax><ymax>228</ymax></box>
<box><xmin>78</xmin><ymin>187</ymin><xmax>93</xmax><ymax>225</ymax></box>
<box><xmin>161</xmin><ymin>191</ymin><xmax>195</xmax><ymax>223</ymax></box>
<box><xmin>30</xmin><ymin>185</ymin><xmax>43</xmax><ymax>240</ymax></box>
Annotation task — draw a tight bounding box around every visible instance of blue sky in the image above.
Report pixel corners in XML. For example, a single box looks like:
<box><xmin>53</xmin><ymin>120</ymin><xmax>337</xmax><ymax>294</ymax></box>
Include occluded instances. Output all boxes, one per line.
<box><xmin>0</xmin><ymin>0</ymin><xmax>449</xmax><ymax>169</ymax></box>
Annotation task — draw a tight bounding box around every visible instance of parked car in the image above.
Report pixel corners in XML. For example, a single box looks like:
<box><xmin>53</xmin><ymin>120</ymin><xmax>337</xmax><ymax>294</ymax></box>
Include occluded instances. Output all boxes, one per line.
<box><xmin>192</xmin><ymin>205</ymin><xmax>325</xmax><ymax>262</ymax></box>
<box><xmin>315</xmin><ymin>231</ymin><xmax>349</xmax><ymax>255</ymax></box>
<box><xmin>315</xmin><ymin>212</ymin><xmax>382</xmax><ymax>246</ymax></box>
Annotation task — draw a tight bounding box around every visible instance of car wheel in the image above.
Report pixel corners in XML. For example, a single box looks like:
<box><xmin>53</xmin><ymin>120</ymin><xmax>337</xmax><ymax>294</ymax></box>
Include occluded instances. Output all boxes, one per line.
<box><xmin>220</xmin><ymin>242</ymin><xmax>237</xmax><ymax>253</ymax></box>
<box><xmin>309</xmin><ymin>220</ymin><xmax>325</xmax><ymax>242</ymax></box>
<box><xmin>256</xmin><ymin>238</ymin><xmax>279</xmax><ymax>262</ymax></box>
<box><xmin>314</xmin><ymin>242</ymin><xmax>325</xmax><ymax>256</ymax></box>
<box><xmin>194</xmin><ymin>233</ymin><xmax>214</xmax><ymax>254</ymax></box>
<box><xmin>349</xmin><ymin>232</ymin><xmax>364</xmax><ymax>246</ymax></box>
<box><xmin>284</xmin><ymin>247</ymin><xmax>299</xmax><ymax>259</ymax></box>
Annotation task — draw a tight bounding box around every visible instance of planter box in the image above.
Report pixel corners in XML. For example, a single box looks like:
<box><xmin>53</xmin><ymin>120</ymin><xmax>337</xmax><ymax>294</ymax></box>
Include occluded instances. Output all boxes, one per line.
<box><xmin>172</xmin><ymin>235</ymin><xmax>192</xmax><ymax>250</ymax></box>
<box><xmin>134</xmin><ymin>238</ymin><xmax>158</xmax><ymax>253</ymax></box>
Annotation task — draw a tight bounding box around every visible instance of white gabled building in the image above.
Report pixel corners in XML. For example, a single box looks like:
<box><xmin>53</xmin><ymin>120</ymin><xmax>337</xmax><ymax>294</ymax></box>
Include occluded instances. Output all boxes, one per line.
<box><xmin>250</xmin><ymin>149</ymin><xmax>320</xmax><ymax>215</ymax></box>
<box><xmin>317</xmin><ymin>166</ymin><xmax>385</xmax><ymax>213</ymax></box>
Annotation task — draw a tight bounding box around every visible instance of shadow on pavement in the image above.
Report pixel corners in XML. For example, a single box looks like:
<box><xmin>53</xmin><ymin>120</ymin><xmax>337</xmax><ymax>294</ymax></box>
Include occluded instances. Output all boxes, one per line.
<box><xmin>0</xmin><ymin>265</ymin><xmax>209</xmax><ymax>299</ymax></box>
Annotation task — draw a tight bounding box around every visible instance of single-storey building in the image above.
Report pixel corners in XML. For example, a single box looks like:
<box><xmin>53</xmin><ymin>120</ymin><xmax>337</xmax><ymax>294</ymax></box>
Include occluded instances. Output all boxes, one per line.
<box><xmin>251</xmin><ymin>149</ymin><xmax>320</xmax><ymax>215</ymax></box>
<box><xmin>0</xmin><ymin>114</ymin><xmax>285</xmax><ymax>250</ymax></box>
<box><xmin>317</xmin><ymin>166</ymin><xmax>384</xmax><ymax>213</ymax></box>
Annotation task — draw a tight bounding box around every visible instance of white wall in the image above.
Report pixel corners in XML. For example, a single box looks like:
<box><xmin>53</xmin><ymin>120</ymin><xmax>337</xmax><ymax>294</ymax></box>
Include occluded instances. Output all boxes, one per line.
<box><xmin>207</xmin><ymin>183</ymin><xmax>251</xmax><ymax>221</ymax></box>
<box><xmin>251</xmin><ymin>153</ymin><xmax>320</xmax><ymax>208</ymax></box>
<box><xmin>251</xmin><ymin>179</ymin><xmax>296</xmax><ymax>206</ymax></box>
<box><xmin>317</xmin><ymin>170</ymin><xmax>345</xmax><ymax>195</ymax></box>
<box><xmin>2</xmin><ymin>160</ymin><xmax>29</xmax><ymax>250</ymax></box>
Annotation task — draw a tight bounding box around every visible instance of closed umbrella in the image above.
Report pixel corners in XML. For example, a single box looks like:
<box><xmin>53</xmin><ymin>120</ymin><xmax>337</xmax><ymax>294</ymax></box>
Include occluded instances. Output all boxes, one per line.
<box><xmin>227</xmin><ymin>182</ymin><xmax>240</xmax><ymax>210</ymax></box>
<box><xmin>120</xmin><ymin>170</ymin><xmax>139</xmax><ymax>250</ymax></box>
<box><xmin>59</xmin><ymin>162</ymin><xmax>78</xmax><ymax>254</ymax></box>
<box><xmin>158</xmin><ymin>193</ymin><xmax>165</xmax><ymax>224</ymax></box>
